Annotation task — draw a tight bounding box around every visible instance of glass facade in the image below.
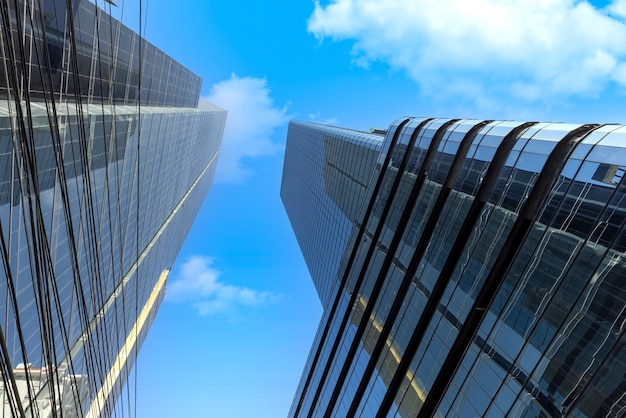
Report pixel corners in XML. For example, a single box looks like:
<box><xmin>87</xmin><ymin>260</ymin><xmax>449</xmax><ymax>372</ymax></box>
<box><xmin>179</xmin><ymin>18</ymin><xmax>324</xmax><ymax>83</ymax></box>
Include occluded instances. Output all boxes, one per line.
<box><xmin>282</xmin><ymin>119</ymin><xmax>626</xmax><ymax>417</ymax></box>
<box><xmin>0</xmin><ymin>1</ymin><xmax>226</xmax><ymax>417</ymax></box>
<box><xmin>281</xmin><ymin>121</ymin><xmax>386</xmax><ymax>309</ymax></box>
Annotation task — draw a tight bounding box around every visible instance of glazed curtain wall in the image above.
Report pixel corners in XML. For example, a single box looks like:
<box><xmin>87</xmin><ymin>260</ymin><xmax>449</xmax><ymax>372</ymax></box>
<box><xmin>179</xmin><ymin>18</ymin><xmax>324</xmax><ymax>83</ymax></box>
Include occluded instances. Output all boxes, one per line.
<box><xmin>282</xmin><ymin>118</ymin><xmax>626</xmax><ymax>418</ymax></box>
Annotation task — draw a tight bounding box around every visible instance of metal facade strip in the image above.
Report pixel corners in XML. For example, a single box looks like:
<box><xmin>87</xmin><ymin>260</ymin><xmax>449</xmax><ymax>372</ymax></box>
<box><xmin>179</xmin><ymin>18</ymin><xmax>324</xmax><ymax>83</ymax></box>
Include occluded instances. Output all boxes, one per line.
<box><xmin>415</xmin><ymin>124</ymin><xmax>599</xmax><ymax>418</ymax></box>
<box><xmin>322</xmin><ymin>118</ymin><xmax>442</xmax><ymax>417</ymax></box>
<box><xmin>338</xmin><ymin>119</ymin><xmax>503</xmax><ymax>417</ymax></box>
<box><xmin>291</xmin><ymin>117</ymin><xmax>411</xmax><ymax>418</ymax></box>
<box><xmin>375</xmin><ymin>121</ymin><xmax>537</xmax><ymax>417</ymax></box>
<box><xmin>306</xmin><ymin>118</ymin><xmax>425</xmax><ymax>417</ymax></box>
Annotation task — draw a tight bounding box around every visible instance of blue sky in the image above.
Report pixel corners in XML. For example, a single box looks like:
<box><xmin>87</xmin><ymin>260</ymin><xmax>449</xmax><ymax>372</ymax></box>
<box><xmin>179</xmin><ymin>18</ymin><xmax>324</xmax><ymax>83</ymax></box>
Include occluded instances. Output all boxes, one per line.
<box><xmin>102</xmin><ymin>0</ymin><xmax>626</xmax><ymax>416</ymax></box>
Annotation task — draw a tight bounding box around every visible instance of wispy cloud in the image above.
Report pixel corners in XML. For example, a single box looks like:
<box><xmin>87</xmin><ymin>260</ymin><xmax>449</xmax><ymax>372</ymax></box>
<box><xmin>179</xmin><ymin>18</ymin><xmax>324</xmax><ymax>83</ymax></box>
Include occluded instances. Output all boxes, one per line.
<box><xmin>308</xmin><ymin>0</ymin><xmax>626</xmax><ymax>107</ymax></box>
<box><xmin>308</xmin><ymin>111</ymin><xmax>339</xmax><ymax>126</ymax></box>
<box><xmin>166</xmin><ymin>256</ymin><xmax>281</xmax><ymax>317</ymax></box>
<box><xmin>203</xmin><ymin>74</ymin><xmax>289</xmax><ymax>183</ymax></box>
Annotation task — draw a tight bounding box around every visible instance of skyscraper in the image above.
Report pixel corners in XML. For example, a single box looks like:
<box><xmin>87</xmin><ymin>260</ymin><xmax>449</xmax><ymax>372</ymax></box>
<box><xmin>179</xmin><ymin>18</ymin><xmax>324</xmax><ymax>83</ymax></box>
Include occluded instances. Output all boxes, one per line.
<box><xmin>0</xmin><ymin>1</ymin><xmax>225</xmax><ymax>416</ymax></box>
<box><xmin>281</xmin><ymin>118</ymin><xmax>626</xmax><ymax>417</ymax></box>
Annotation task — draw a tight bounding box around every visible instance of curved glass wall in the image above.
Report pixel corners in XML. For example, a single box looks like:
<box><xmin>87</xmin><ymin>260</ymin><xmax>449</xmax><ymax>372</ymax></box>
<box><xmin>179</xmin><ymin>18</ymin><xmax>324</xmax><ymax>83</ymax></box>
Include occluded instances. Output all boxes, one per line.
<box><xmin>282</xmin><ymin>118</ymin><xmax>626</xmax><ymax>418</ymax></box>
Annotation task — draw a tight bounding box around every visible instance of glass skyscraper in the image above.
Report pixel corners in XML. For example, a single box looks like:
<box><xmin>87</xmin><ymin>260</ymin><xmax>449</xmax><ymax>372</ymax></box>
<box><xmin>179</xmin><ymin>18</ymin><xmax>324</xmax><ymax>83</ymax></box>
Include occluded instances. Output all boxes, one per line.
<box><xmin>0</xmin><ymin>1</ymin><xmax>225</xmax><ymax>416</ymax></box>
<box><xmin>281</xmin><ymin>118</ymin><xmax>626</xmax><ymax>417</ymax></box>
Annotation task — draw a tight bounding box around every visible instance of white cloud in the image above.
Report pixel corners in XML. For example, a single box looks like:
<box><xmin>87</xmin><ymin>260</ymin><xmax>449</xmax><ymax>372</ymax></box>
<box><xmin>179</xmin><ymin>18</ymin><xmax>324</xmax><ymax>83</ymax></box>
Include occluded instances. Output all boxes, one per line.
<box><xmin>166</xmin><ymin>256</ymin><xmax>281</xmax><ymax>317</ymax></box>
<box><xmin>608</xmin><ymin>0</ymin><xmax>626</xmax><ymax>19</ymax></box>
<box><xmin>203</xmin><ymin>74</ymin><xmax>289</xmax><ymax>183</ymax></box>
<box><xmin>308</xmin><ymin>0</ymin><xmax>626</xmax><ymax>105</ymax></box>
